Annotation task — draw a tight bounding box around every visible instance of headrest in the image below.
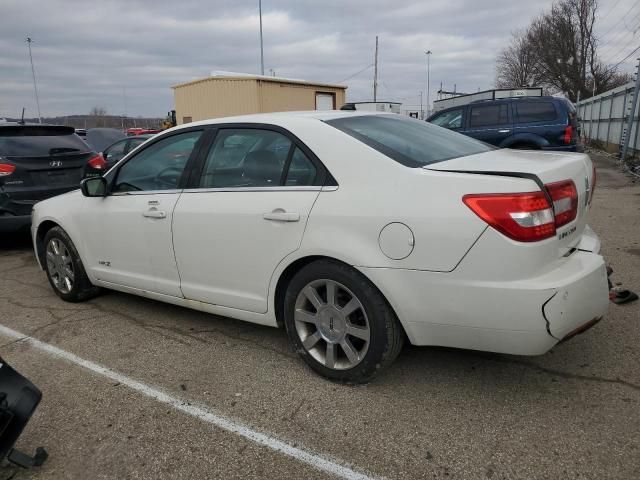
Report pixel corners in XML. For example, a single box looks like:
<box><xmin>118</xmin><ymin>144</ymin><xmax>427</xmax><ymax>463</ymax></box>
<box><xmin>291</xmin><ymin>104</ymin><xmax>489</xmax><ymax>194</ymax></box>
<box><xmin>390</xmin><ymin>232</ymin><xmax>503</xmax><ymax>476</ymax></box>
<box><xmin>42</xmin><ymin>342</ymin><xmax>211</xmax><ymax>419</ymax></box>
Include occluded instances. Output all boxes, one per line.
<box><xmin>243</xmin><ymin>150</ymin><xmax>282</xmax><ymax>185</ymax></box>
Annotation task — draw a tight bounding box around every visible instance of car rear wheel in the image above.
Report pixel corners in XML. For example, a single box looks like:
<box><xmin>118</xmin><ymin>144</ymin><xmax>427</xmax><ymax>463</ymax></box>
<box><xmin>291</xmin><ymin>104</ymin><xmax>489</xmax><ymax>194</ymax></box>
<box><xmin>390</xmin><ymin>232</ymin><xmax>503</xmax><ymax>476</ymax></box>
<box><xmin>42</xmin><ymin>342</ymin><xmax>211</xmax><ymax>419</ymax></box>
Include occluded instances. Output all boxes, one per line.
<box><xmin>284</xmin><ymin>260</ymin><xmax>404</xmax><ymax>383</ymax></box>
<box><xmin>43</xmin><ymin>227</ymin><xmax>100</xmax><ymax>302</ymax></box>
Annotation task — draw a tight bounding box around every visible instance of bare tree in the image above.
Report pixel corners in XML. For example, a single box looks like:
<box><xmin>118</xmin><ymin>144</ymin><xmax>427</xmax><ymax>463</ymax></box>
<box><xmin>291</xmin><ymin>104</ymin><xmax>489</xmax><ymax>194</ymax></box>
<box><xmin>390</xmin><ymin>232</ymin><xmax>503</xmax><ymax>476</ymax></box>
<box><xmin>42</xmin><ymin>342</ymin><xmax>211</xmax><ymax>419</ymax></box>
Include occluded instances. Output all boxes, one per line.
<box><xmin>89</xmin><ymin>106</ymin><xmax>107</xmax><ymax>127</ymax></box>
<box><xmin>496</xmin><ymin>0</ymin><xmax>630</xmax><ymax>101</ymax></box>
<box><xmin>495</xmin><ymin>30</ymin><xmax>540</xmax><ymax>88</ymax></box>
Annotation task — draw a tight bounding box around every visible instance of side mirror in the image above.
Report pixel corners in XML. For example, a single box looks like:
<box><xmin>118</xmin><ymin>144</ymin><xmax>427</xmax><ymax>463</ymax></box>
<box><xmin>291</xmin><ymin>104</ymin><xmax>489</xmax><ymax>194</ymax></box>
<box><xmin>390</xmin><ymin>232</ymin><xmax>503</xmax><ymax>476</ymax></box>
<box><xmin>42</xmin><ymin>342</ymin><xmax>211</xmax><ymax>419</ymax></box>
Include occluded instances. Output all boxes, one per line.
<box><xmin>80</xmin><ymin>177</ymin><xmax>107</xmax><ymax>197</ymax></box>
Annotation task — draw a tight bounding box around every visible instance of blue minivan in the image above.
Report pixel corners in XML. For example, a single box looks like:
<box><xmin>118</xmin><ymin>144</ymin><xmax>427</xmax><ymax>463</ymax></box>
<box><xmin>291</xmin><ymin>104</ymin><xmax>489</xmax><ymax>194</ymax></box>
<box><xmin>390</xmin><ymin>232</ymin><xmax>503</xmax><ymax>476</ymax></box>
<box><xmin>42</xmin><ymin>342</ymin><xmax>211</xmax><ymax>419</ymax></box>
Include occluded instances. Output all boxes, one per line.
<box><xmin>427</xmin><ymin>97</ymin><xmax>582</xmax><ymax>152</ymax></box>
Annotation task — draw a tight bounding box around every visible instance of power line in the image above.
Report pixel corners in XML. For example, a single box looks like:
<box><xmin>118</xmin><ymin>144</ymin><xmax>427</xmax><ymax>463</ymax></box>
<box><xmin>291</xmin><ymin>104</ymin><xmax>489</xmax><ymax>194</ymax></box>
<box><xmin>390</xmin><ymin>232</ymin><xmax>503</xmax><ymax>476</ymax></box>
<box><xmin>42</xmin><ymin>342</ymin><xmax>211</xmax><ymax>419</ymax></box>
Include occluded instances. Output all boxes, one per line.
<box><xmin>335</xmin><ymin>64</ymin><xmax>374</xmax><ymax>83</ymax></box>
<box><xmin>601</xmin><ymin>0</ymin><xmax>623</xmax><ymax>20</ymax></box>
<box><xmin>599</xmin><ymin>9</ymin><xmax>640</xmax><ymax>50</ymax></box>
<box><xmin>599</xmin><ymin>1</ymin><xmax>639</xmax><ymax>39</ymax></box>
<box><xmin>604</xmin><ymin>44</ymin><xmax>640</xmax><ymax>74</ymax></box>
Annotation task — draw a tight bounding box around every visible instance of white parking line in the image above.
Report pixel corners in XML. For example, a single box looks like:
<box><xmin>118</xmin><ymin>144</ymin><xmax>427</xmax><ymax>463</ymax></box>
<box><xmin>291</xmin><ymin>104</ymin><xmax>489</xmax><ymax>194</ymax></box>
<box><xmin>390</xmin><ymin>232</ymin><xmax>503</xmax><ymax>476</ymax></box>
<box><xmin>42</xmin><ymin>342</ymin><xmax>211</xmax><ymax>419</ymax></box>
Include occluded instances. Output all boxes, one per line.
<box><xmin>0</xmin><ymin>324</ymin><xmax>380</xmax><ymax>480</ymax></box>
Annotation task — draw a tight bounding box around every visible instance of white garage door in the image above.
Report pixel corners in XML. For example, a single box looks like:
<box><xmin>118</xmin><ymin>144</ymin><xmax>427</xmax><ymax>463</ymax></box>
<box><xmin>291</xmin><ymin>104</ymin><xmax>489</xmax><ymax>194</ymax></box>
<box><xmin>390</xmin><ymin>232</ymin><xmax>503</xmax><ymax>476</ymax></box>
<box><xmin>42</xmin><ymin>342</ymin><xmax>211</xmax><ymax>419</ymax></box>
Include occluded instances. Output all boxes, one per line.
<box><xmin>315</xmin><ymin>93</ymin><xmax>334</xmax><ymax>111</ymax></box>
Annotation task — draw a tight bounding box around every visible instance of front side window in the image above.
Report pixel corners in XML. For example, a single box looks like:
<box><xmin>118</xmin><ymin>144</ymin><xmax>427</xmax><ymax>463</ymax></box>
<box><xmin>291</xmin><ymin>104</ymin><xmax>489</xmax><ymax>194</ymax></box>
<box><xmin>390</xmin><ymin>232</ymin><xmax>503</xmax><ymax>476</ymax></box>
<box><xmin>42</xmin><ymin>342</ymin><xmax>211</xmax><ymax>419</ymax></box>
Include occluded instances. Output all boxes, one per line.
<box><xmin>431</xmin><ymin>109</ymin><xmax>463</xmax><ymax>129</ymax></box>
<box><xmin>515</xmin><ymin>102</ymin><xmax>557</xmax><ymax>123</ymax></box>
<box><xmin>199</xmin><ymin>129</ymin><xmax>293</xmax><ymax>188</ymax></box>
<box><xmin>469</xmin><ymin>104</ymin><xmax>509</xmax><ymax>127</ymax></box>
<box><xmin>327</xmin><ymin>115</ymin><xmax>492</xmax><ymax>167</ymax></box>
<box><xmin>113</xmin><ymin>130</ymin><xmax>202</xmax><ymax>192</ymax></box>
<box><xmin>104</xmin><ymin>140</ymin><xmax>127</xmax><ymax>163</ymax></box>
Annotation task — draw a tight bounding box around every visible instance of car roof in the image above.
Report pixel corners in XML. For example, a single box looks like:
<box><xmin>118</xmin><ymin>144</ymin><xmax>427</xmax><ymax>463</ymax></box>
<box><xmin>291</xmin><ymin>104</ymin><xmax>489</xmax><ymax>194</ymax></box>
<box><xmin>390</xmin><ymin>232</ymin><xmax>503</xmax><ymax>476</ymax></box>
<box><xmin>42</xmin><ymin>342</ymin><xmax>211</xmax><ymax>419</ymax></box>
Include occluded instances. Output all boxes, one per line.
<box><xmin>176</xmin><ymin>110</ymin><xmax>391</xmax><ymax>131</ymax></box>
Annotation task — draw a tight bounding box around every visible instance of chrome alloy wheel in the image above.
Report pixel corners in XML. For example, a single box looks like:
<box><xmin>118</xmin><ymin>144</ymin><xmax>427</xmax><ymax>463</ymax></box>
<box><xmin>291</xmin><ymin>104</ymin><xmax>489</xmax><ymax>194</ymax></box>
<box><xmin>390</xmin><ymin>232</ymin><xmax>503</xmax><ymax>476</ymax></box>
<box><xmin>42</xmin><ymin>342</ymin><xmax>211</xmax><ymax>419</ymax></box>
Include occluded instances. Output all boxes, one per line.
<box><xmin>294</xmin><ymin>279</ymin><xmax>370</xmax><ymax>370</ymax></box>
<box><xmin>46</xmin><ymin>238</ymin><xmax>75</xmax><ymax>294</ymax></box>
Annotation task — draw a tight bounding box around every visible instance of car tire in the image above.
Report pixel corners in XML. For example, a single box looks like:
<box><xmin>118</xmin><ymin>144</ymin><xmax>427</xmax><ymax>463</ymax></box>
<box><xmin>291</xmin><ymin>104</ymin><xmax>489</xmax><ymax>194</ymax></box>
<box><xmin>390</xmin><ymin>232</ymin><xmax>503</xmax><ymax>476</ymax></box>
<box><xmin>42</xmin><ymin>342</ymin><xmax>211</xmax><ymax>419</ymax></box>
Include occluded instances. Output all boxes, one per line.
<box><xmin>43</xmin><ymin>226</ymin><xmax>100</xmax><ymax>302</ymax></box>
<box><xmin>283</xmin><ymin>259</ymin><xmax>404</xmax><ymax>383</ymax></box>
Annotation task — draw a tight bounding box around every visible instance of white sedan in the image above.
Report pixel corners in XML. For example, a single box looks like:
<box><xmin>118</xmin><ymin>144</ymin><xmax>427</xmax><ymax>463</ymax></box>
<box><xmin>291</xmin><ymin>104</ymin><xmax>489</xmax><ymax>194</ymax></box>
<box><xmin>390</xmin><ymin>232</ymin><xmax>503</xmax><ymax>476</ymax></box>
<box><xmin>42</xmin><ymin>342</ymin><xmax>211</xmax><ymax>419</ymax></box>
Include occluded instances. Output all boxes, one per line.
<box><xmin>31</xmin><ymin>111</ymin><xmax>609</xmax><ymax>382</ymax></box>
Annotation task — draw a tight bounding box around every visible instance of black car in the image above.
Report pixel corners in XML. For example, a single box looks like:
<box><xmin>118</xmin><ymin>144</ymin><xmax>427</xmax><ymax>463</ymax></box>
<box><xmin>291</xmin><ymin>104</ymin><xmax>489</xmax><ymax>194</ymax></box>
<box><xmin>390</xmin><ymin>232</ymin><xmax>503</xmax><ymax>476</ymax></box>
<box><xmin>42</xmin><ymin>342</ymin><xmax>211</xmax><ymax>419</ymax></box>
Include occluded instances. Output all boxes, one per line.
<box><xmin>101</xmin><ymin>133</ymin><xmax>154</xmax><ymax>168</ymax></box>
<box><xmin>0</xmin><ymin>123</ymin><xmax>107</xmax><ymax>232</ymax></box>
<box><xmin>427</xmin><ymin>96</ymin><xmax>582</xmax><ymax>152</ymax></box>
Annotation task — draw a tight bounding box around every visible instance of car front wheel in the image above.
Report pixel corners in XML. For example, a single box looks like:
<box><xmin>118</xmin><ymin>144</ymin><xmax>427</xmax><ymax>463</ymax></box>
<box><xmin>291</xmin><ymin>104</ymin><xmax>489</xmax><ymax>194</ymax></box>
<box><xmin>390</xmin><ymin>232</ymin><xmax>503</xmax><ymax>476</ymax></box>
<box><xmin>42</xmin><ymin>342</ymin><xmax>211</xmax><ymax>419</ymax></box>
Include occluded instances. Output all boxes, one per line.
<box><xmin>43</xmin><ymin>226</ymin><xmax>100</xmax><ymax>302</ymax></box>
<box><xmin>284</xmin><ymin>260</ymin><xmax>404</xmax><ymax>383</ymax></box>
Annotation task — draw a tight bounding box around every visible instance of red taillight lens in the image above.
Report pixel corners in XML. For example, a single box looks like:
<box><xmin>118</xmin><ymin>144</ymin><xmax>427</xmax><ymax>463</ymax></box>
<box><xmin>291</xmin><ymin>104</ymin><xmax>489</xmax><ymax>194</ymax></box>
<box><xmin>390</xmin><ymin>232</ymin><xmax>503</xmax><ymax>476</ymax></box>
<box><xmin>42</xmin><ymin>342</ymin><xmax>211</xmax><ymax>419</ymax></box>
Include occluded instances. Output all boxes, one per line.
<box><xmin>463</xmin><ymin>191</ymin><xmax>556</xmax><ymax>242</ymax></box>
<box><xmin>0</xmin><ymin>163</ymin><xmax>16</xmax><ymax>176</ymax></box>
<box><xmin>563</xmin><ymin>125</ymin><xmax>573</xmax><ymax>145</ymax></box>
<box><xmin>545</xmin><ymin>180</ymin><xmax>577</xmax><ymax>227</ymax></box>
<box><xmin>87</xmin><ymin>154</ymin><xmax>107</xmax><ymax>170</ymax></box>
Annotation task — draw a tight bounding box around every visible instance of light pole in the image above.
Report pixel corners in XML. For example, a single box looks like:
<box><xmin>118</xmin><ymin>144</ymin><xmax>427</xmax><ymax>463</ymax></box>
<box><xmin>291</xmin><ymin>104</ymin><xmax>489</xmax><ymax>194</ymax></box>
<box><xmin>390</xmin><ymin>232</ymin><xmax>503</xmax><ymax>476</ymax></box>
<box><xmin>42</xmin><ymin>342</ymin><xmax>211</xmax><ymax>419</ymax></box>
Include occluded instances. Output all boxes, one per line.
<box><xmin>425</xmin><ymin>50</ymin><xmax>432</xmax><ymax>118</ymax></box>
<box><xmin>26</xmin><ymin>37</ymin><xmax>42</xmax><ymax>123</ymax></box>
<box><xmin>259</xmin><ymin>0</ymin><xmax>264</xmax><ymax>75</ymax></box>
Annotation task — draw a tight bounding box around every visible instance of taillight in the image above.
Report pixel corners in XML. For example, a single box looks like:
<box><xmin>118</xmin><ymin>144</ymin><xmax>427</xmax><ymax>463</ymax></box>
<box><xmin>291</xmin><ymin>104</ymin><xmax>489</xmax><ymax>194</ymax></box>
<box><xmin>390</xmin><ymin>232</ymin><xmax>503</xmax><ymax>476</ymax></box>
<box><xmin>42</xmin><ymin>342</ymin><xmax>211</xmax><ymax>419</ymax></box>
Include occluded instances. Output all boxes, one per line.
<box><xmin>563</xmin><ymin>125</ymin><xmax>573</xmax><ymax>145</ymax></box>
<box><xmin>87</xmin><ymin>154</ymin><xmax>107</xmax><ymax>170</ymax></box>
<box><xmin>463</xmin><ymin>191</ymin><xmax>556</xmax><ymax>242</ymax></box>
<box><xmin>0</xmin><ymin>163</ymin><xmax>16</xmax><ymax>176</ymax></box>
<box><xmin>464</xmin><ymin>179</ymin><xmax>578</xmax><ymax>242</ymax></box>
<box><xmin>545</xmin><ymin>180</ymin><xmax>578</xmax><ymax>227</ymax></box>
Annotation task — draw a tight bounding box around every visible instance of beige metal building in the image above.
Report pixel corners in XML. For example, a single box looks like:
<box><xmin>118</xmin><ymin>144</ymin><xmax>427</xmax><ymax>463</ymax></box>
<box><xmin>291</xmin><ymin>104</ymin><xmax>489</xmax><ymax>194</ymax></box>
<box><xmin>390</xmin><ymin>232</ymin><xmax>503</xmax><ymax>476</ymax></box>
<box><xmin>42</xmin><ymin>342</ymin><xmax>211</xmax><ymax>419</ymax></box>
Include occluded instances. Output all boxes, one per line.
<box><xmin>172</xmin><ymin>74</ymin><xmax>347</xmax><ymax>125</ymax></box>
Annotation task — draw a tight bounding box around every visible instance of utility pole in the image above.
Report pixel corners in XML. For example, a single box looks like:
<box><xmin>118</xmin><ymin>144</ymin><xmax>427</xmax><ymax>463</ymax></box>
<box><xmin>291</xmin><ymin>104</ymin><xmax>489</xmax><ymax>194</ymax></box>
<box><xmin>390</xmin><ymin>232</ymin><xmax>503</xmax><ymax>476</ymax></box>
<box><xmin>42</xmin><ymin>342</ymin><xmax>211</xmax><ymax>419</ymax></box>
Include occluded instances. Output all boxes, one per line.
<box><xmin>425</xmin><ymin>50</ymin><xmax>432</xmax><ymax>118</ymax></box>
<box><xmin>373</xmin><ymin>36</ymin><xmax>379</xmax><ymax>102</ymax></box>
<box><xmin>26</xmin><ymin>37</ymin><xmax>42</xmax><ymax>123</ymax></box>
<box><xmin>259</xmin><ymin>0</ymin><xmax>264</xmax><ymax>75</ymax></box>
<box><xmin>419</xmin><ymin>91</ymin><xmax>423</xmax><ymax>120</ymax></box>
<box><xmin>620</xmin><ymin>58</ymin><xmax>640</xmax><ymax>161</ymax></box>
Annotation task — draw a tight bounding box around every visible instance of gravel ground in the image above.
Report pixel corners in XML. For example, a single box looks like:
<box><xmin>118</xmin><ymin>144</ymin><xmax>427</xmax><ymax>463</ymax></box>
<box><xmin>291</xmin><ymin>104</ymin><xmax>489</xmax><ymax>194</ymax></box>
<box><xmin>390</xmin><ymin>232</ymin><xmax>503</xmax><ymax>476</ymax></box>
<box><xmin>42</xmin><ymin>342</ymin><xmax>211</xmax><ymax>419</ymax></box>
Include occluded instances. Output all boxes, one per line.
<box><xmin>0</xmin><ymin>151</ymin><xmax>638</xmax><ymax>480</ymax></box>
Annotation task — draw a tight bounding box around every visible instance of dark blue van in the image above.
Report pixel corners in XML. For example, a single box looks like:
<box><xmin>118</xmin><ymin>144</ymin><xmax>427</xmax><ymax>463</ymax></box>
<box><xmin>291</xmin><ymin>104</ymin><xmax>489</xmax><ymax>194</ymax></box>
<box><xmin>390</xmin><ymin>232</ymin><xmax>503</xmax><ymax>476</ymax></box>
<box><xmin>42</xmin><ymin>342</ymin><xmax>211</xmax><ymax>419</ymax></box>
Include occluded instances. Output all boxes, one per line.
<box><xmin>427</xmin><ymin>97</ymin><xmax>582</xmax><ymax>152</ymax></box>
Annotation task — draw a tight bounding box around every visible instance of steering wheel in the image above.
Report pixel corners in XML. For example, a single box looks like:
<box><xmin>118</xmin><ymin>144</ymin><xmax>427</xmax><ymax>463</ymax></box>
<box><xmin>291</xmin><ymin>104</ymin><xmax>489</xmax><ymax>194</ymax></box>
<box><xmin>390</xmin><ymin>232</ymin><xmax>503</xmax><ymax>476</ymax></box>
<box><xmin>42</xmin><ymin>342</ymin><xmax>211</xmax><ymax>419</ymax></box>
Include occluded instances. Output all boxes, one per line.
<box><xmin>154</xmin><ymin>166</ymin><xmax>183</xmax><ymax>188</ymax></box>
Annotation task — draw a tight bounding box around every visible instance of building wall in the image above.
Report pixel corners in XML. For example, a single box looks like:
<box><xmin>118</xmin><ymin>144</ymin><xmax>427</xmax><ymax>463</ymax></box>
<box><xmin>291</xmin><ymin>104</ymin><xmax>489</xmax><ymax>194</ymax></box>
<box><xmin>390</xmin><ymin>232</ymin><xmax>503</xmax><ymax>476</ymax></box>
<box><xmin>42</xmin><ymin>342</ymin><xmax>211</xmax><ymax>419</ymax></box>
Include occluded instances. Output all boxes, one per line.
<box><xmin>174</xmin><ymin>78</ymin><xmax>346</xmax><ymax>124</ymax></box>
<box><xmin>258</xmin><ymin>81</ymin><xmax>346</xmax><ymax>113</ymax></box>
<box><xmin>174</xmin><ymin>79</ymin><xmax>259</xmax><ymax>124</ymax></box>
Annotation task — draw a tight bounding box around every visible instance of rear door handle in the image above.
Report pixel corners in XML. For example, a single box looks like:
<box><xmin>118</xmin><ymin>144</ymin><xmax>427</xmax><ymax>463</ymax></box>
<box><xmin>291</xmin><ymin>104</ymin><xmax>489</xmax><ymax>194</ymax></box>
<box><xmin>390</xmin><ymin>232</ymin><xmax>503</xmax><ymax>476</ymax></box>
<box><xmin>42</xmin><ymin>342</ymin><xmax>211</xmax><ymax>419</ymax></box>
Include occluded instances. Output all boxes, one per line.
<box><xmin>263</xmin><ymin>209</ymin><xmax>300</xmax><ymax>222</ymax></box>
<box><xmin>143</xmin><ymin>209</ymin><xmax>167</xmax><ymax>219</ymax></box>
<box><xmin>498</xmin><ymin>129</ymin><xmax>511</xmax><ymax>133</ymax></box>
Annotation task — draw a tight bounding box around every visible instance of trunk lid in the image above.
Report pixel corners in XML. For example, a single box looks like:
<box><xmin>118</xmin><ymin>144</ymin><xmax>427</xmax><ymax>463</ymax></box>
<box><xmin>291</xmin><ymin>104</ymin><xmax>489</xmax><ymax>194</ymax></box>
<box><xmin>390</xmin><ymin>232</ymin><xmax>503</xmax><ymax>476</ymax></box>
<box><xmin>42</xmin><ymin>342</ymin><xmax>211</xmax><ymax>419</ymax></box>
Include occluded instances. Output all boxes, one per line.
<box><xmin>426</xmin><ymin>149</ymin><xmax>594</xmax><ymax>254</ymax></box>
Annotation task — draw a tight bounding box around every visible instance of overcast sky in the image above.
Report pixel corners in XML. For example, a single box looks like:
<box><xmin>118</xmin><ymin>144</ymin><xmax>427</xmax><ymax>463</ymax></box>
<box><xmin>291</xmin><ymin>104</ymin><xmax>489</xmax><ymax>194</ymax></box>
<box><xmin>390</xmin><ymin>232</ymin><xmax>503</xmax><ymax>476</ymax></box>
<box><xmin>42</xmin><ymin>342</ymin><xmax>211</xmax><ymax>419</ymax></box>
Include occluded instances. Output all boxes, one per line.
<box><xmin>0</xmin><ymin>0</ymin><xmax>637</xmax><ymax>118</ymax></box>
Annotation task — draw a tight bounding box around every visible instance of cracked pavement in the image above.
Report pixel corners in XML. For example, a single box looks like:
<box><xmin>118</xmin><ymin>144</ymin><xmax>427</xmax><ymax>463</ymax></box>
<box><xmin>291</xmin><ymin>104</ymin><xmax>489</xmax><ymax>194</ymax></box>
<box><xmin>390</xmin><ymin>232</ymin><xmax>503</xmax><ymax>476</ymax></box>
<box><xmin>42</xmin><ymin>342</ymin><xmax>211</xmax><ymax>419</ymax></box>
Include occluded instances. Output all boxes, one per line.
<box><xmin>0</xmin><ymin>152</ymin><xmax>639</xmax><ymax>479</ymax></box>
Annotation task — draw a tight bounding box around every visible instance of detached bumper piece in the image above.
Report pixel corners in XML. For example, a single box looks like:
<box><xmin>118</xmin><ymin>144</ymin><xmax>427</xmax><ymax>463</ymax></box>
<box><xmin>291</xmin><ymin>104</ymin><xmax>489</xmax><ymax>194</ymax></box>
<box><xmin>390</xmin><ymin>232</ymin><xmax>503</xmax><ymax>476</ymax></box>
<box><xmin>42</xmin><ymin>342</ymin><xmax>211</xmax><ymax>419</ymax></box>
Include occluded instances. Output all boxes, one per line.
<box><xmin>0</xmin><ymin>357</ymin><xmax>48</xmax><ymax>469</ymax></box>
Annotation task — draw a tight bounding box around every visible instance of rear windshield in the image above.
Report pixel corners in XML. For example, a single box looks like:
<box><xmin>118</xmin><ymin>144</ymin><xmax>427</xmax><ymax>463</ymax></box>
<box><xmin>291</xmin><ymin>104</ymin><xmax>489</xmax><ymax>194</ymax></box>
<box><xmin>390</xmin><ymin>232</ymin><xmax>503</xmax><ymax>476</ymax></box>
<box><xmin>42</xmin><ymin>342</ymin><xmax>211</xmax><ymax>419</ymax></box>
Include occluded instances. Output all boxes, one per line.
<box><xmin>0</xmin><ymin>126</ymin><xmax>90</xmax><ymax>157</ymax></box>
<box><xmin>326</xmin><ymin>115</ymin><xmax>492</xmax><ymax>167</ymax></box>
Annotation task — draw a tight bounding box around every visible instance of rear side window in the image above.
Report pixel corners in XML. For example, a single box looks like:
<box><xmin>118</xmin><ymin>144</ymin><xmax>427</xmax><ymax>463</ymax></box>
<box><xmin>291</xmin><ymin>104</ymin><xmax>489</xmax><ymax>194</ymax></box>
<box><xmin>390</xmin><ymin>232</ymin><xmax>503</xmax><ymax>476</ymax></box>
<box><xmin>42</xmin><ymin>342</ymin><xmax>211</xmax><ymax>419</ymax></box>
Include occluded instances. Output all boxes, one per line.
<box><xmin>515</xmin><ymin>102</ymin><xmax>557</xmax><ymax>123</ymax></box>
<box><xmin>469</xmin><ymin>104</ymin><xmax>509</xmax><ymax>127</ymax></box>
<box><xmin>326</xmin><ymin>115</ymin><xmax>492</xmax><ymax>167</ymax></box>
<box><xmin>0</xmin><ymin>126</ymin><xmax>90</xmax><ymax>157</ymax></box>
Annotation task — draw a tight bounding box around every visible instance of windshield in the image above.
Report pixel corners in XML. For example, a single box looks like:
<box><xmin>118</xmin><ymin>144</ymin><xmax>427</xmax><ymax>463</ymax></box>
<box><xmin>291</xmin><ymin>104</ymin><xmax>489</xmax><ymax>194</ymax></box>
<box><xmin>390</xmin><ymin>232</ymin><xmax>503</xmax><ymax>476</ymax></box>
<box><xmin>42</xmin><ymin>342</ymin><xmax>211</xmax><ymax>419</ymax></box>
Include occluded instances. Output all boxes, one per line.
<box><xmin>0</xmin><ymin>126</ymin><xmax>91</xmax><ymax>157</ymax></box>
<box><xmin>326</xmin><ymin>115</ymin><xmax>492</xmax><ymax>167</ymax></box>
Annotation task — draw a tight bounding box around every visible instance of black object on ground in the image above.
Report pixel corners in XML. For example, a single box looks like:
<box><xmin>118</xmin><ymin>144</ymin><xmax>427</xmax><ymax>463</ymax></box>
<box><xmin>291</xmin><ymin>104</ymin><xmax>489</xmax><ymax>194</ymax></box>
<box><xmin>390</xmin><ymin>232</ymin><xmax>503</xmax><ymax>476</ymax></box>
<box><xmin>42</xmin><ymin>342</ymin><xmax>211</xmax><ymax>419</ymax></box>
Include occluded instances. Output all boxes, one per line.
<box><xmin>0</xmin><ymin>356</ymin><xmax>47</xmax><ymax>469</ymax></box>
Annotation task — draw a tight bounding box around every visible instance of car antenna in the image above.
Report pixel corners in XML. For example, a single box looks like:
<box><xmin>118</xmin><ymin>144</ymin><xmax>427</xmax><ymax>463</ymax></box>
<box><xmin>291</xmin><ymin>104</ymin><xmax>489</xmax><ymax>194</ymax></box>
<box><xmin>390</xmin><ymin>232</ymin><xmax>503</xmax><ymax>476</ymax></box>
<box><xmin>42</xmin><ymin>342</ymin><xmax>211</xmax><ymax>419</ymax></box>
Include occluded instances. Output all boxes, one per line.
<box><xmin>19</xmin><ymin>107</ymin><xmax>25</xmax><ymax>125</ymax></box>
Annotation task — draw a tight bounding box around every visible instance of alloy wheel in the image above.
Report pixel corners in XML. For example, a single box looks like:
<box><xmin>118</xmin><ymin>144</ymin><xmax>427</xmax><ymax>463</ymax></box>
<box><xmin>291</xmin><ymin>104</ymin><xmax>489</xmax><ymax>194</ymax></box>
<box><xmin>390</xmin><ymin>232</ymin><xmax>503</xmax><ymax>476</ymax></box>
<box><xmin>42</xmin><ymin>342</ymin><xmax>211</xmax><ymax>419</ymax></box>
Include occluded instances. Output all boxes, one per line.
<box><xmin>46</xmin><ymin>238</ymin><xmax>75</xmax><ymax>294</ymax></box>
<box><xmin>294</xmin><ymin>279</ymin><xmax>370</xmax><ymax>370</ymax></box>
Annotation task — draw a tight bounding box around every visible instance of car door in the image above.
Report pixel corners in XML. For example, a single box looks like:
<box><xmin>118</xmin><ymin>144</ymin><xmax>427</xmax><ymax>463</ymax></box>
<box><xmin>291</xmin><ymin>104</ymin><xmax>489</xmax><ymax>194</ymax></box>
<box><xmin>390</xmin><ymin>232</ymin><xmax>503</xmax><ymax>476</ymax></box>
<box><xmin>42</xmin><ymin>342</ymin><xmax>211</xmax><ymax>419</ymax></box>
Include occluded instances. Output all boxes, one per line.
<box><xmin>172</xmin><ymin>126</ymin><xmax>325</xmax><ymax>313</ymax></box>
<box><xmin>465</xmin><ymin>103</ymin><xmax>512</xmax><ymax>146</ymax></box>
<box><xmin>79</xmin><ymin>129</ymin><xmax>206</xmax><ymax>297</ymax></box>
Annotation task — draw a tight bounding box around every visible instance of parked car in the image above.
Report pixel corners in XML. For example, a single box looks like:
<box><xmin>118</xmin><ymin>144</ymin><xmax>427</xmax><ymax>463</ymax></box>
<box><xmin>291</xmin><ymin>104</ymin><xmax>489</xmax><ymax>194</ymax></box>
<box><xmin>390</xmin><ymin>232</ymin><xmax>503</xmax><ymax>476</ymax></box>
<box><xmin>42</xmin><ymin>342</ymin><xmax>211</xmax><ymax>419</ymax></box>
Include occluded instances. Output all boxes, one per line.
<box><xmin>30</xmin><ymin>112</ymin><xmax>607</xmax><ymax>382</ymax></box>
<box><xmin>101</xmin><ymin>134</ymin><xmax>154</xmax><ymax>168</ymax></box>
<box><xmin>84</xmin><ymin>128</ymin><xmax>126</xmax><ymax>154</ymax></box>
<box><xmin>427</xmin><ymin>96</ymin><xmax>581</xmax><ymax>152</ymax></box>
<box><xmin>0</xmin><ymin>123</ymin><xmax>106</xmax><ymax>232</ymax></box>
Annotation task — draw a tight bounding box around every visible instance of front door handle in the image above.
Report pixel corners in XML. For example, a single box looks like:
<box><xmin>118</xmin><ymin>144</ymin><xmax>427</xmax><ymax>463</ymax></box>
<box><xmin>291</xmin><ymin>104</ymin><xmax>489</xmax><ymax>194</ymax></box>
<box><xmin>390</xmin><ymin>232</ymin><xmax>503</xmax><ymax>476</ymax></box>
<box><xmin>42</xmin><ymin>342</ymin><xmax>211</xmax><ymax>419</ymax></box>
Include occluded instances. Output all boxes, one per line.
<box><xmin>263</xmin><ymin>209</ymin><xmax>300</xmax><ymax>222</ymax></box>
<box><xmin>498</xmin><ymin>129</ymin><xmax>511</xmax><ymax>133</ymax></box>
<box><xmin>143</xmin><ymin>209</ymin><xmax>167</xmax><ymax>219</ymax></box>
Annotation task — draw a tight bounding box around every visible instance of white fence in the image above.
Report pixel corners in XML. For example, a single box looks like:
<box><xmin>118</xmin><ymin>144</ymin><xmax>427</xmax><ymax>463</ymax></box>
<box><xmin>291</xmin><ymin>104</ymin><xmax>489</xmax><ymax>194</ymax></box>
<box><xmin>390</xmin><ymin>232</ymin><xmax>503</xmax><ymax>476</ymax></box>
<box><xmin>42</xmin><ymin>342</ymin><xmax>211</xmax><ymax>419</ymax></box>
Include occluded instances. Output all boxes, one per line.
<box><xmin>576</xmin><ymin>81</ymin><xmax>639</xmax><ymax>154</ymax></box>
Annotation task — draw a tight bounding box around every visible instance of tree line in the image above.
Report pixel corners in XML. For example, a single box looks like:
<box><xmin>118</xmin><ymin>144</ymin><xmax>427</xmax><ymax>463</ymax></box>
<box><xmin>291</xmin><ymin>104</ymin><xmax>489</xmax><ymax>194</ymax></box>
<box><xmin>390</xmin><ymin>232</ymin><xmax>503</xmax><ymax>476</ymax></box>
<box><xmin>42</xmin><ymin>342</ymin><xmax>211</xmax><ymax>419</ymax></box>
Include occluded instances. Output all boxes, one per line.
<box><xmin>495</xmin><ymin>0</ymin><xmax>632</xmax><ymax>102</ymax></box>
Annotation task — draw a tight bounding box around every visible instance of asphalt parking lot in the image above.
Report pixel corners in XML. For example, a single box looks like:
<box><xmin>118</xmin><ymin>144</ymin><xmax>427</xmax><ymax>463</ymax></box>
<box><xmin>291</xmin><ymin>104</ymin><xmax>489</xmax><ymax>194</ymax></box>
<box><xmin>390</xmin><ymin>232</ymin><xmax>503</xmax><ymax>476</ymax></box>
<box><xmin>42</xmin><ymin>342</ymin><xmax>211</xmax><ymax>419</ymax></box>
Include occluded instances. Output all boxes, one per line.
<box><xmin>1</xmin><ymin>152</ymin><xmax>639</xmax><ymax>480</ymax></box>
